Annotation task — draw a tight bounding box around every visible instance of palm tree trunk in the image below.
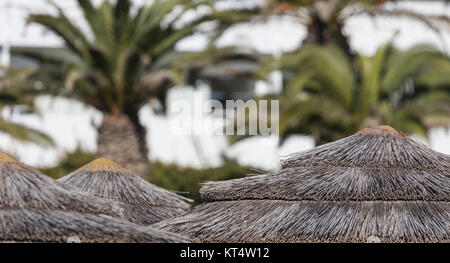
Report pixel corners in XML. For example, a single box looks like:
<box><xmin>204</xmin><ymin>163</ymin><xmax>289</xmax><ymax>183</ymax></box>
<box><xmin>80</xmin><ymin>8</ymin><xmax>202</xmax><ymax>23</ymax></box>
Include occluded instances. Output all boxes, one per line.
<box><xmin>303</xmin><ymin>13</ymin><xmax>353</xmax><ymax>57</ymax></box>
<box><xmin>97</xmin><ymin>113</ymin><xmax>150</xmax><ymax>179</ymax></box>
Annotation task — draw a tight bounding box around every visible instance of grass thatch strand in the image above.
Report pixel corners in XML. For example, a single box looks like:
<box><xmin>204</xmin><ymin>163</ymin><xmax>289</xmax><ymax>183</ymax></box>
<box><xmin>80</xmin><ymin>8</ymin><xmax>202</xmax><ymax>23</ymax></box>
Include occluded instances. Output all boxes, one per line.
<box><xmin>201</xmin><ymin>126</ymin><xmax>450</xmax><ymax>202</ymax></box>
<box><xmin>154</xmin><ymin>126</ymin><xmax>450</xmax><ymax>243</ymax></box>
<box><xmin>155</xmin><ymin>200</ymin><xmax>449</xmax><ymax>243</ymax></box>
<box><xmin>0</xmin><ymin>152</ymin><xmax>189</xmax><ymax>243</ymax></box>
<box><xmin>201</xmin><ymin>166</ymin><xmax>450</xmax><ymax>201</ymax></box>
<box><xmin>0</xmin><ymin>209</ymin><xmax>189</xmax><ymax>243</ymax></box>
<box><xmin>59</xmin><ymin>158</ymin><xmax>191</xmax><ymax>225</ymax></box>
<box><xmin>0</xmin><ymin>162</ymin><xmax>123</xmax><ymax>218</ymax></box>
<box><xmin>281</xmin><ymin>127</ymin><xmax>450</xmax><ymax>171</ymax></box>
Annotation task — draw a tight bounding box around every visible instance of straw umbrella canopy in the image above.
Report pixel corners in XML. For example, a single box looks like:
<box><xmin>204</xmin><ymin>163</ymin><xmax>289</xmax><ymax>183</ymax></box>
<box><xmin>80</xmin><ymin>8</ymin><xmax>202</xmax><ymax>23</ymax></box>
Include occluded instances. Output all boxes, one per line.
<box><xmin>0</xmin><ymin>152</ymin><xmax>189</xmax><ymax>243</ymax></box>
<box><xmin>59</xmin><ymin>158</ymin><xmax>191</xmax><ymax>225</ymax></box>
<box><xmin>154</xmin><ymin>126</ymin><xmax>450</xmax><ymax>243</ymax></box>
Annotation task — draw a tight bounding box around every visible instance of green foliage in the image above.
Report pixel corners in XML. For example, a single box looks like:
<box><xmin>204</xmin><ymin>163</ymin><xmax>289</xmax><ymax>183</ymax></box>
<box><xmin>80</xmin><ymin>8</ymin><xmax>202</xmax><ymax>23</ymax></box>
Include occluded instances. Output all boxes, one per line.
<box><xmin>269</xmin><ymin>43</ymin><xmax>450</xmax><ymax>144</ymax></box>
<box><xmin>262</xmin><ymin>1</ymin><xmax>450</xmax><ymax>55</ymax></box>
<box><xmin>0</xmin><ymin>67</ymin><xmax>54</xmax><ymax>146</ymax></box>
<box><xmin>26</xmin><ymin>0</ymin><xmax>256</xmax><ymax>117</ymax></box>
<box><xmin>150</xmin><ymin>160</ymin><xmax>253</xmax><ymax>205</ymax></box>
<box><xmin>40</xmin><ymin>148</ymin><xmax>95</xmax><ymax>179</ymax></box>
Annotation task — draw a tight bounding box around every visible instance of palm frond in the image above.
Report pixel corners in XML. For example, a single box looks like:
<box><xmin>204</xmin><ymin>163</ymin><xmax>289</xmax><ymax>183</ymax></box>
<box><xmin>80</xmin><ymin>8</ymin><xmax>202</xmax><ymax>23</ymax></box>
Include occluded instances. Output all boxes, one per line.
<box><xmin>382</xmin><ymin>44</ymin><xmax>443</xmax><ymax>93</ymax></box>
<box><xmin>27</xmin><ymin>12</ymin><xmax>89</xmax><ymax>60</ymax></box>
<box><xmin>269</xmin><ymin>43</ymin><xmax>450</xmax><ymax>145</ymax></box>
<box><xmin>0</xmin><ymin>118</ymin><xmax>54</xmax><ymax>146</ymax></box>
<box><xmin>278</xmin><ymin>45</ymin><xmax>355</xmax><ymax>106</ymax></box>
<box><xmin>27</xmin><ymin>0</ymin><xmax>240</xmax><ymax>115</ymax></box>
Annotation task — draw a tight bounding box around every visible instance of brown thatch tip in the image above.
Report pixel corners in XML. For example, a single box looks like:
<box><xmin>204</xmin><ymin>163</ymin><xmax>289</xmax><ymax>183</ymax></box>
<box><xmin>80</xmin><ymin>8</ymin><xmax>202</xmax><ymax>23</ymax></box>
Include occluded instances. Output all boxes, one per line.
<box><xmin>0</xmin><ymin>151</ymin><xmax>45</xmax><ymax>173</ymax></box>
<box><xmin>0</xmin><ymin>154</ymin><xmax>125</xmax><ymax>218</ymax></box>
<box><xmin>358</xmin><ymin>125</ymin><xmax>406</xmax><ymax>138</ymax></box>
<box><xmin>0</xmin><ymin>152</ymin><xmax>16</xmax><ymax>163</ymax></box>
<box><xmin>59</xmin><ymin>158</ymin><xmax>192</xmax><ymax>225</ymax></box>
<box><xmin>281</xmin><ymin>125</ymin><xmax>450</xmax><ymax>170</ymax></box>
<box><xmin>0</xmin><ymin>152</ymin><xmax>25</xmax><ymax>171</ymax></box>
<box><xmin>75</xmin><ymin>158</ymin><xmax>129</xmax><ymax>173</ymax></box>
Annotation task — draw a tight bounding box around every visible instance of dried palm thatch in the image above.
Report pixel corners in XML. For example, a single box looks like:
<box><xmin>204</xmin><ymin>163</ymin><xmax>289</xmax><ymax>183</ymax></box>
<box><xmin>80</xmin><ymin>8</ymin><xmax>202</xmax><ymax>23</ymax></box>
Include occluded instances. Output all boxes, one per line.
<box><xmin>59</xmin><ymin>158</ymin><xmax>191</xmax><ymax>225</ymax></box>
<box><xmin>154</xmin><ymin>126</ymin><xmax>450</xmax><ymax>243</ymax></box>
<box><xmin>0</xmin><ymin>152</ymin><xmax>189</xmax><ymax>243</ymax></box>
<box><xmin>280</xmin><ymin>126</ymin><xmax>450</xmax><ymax>171</ymax></box>
<box><xmin>0</xmin><ymin>152</ymin><xmax>122</xmax><ymax>217</ymax></box>
<box><xmin>0</xmin><ymin>209</ymin><xmax>189</xmax><ymax>243</ymax></box>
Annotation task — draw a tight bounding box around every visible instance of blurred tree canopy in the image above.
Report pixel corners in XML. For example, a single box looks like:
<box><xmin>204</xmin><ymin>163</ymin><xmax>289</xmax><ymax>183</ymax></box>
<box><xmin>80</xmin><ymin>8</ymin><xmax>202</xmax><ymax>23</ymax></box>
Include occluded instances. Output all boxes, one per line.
<box><xmin>0</xmin><ymin>67</ymin><xmax>54</xmax><ymax>146</ymax></box>
<box><xmin>24</xmin><ymin>0</ymin><xmax>257</xmax><ymax>178</ymax></box>
<box><xmin>261</xmin><ymin>43</ymin><xmax>450</xmax><ymax>144</ymax></box>
<box><xmin>261</xmin><ymin>0</ymin><xmax>450</xmax><ymax>55</ymax></box>
<box><xmin>6</xmin><ymin>0</ymin><xmax>449</xmax><ymax>179</ymax></box>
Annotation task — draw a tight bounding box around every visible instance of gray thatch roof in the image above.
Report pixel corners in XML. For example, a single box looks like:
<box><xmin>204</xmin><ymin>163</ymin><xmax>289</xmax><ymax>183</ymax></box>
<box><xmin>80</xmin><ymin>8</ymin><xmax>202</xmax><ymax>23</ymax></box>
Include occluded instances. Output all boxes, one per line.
<box><xmin>280</xmin><ymin>126</ymin><xmax>450</xmax><ymax>171</ymax></box>
<box><xmin>0</xmin><ymin>153</ymin><xmax>121</xmax><ymax>217</ymax></box>
<box><xmin>59</xmin><ymin>158</ymin><xmax>191</xmax><ymax>225</ymax></box>
<box><xmin>0</xmin><ymin>152</ymin><xmax>189</xmax><ymax>243</ymax></box>
<box><xmin>0</xmin><ymin>209</ymin><xmax>189</xmax><ymax>243</ymax></box>
<box><xmin>154</xmin><ymin>126</ymin><xmax>450</xmax><ymax>243</ymax></box>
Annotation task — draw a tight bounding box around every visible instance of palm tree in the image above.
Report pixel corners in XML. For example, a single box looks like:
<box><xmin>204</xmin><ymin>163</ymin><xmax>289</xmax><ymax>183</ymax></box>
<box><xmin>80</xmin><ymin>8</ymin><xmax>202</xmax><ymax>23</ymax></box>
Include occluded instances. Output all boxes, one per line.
<box><xmin>262</xmin><ymin>0</ymin><xmax>450</xmax><ymax>56</ymax></box>
<box><xmin>0</xmin><ymin>67</ymin><xmax>53</xmax><ymax>146</ymax></box>
<box><xmin>26</xmin><ymin>0</ymin><xmax>253</xmax><ymax>178</ymax></box>
<box><xmin>265</xmin><ymin>43</ymin><xmax>450</xmax><ymax>145</ymax></box>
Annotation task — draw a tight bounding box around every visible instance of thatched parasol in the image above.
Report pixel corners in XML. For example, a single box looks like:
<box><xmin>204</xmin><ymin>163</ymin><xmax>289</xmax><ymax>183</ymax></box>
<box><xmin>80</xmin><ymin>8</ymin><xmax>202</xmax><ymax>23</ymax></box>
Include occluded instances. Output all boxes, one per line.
<box><xmin>59</xmin><ymin>158</ymin><xmax>191</xmax><ymax>225</ymax></box>
<box><xmin>0</xmin><ymin>152</ymin><xmax>189</xmax><ymax>243</ymax></box>
<box><xmin>154</xmin><ymin>126</ymin><xmax>450</xmax><ymax>243</ymax></box>
<box><xmin>1</xmin><ymin>210</ymin><xmax>190</xmax><ymax>243</ymax></box>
